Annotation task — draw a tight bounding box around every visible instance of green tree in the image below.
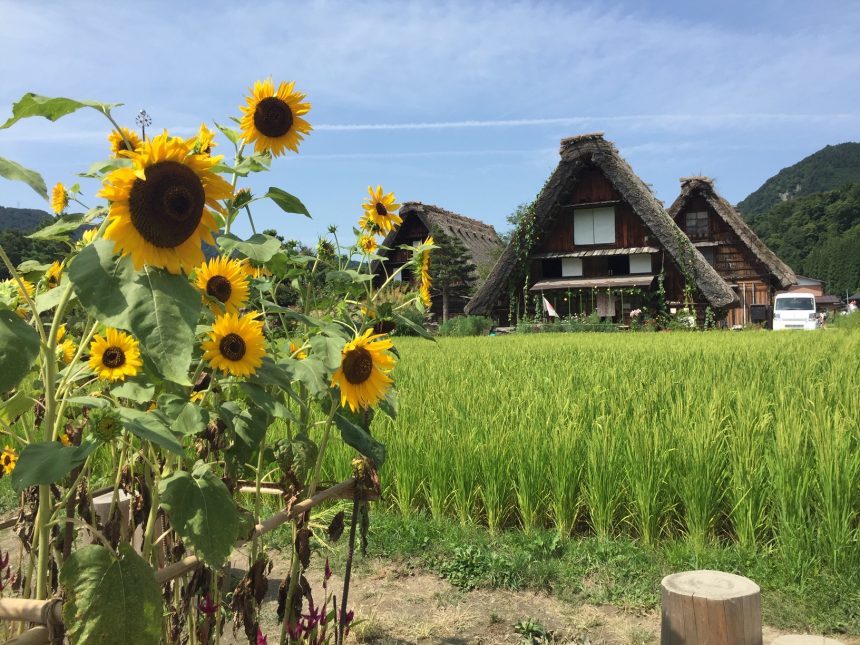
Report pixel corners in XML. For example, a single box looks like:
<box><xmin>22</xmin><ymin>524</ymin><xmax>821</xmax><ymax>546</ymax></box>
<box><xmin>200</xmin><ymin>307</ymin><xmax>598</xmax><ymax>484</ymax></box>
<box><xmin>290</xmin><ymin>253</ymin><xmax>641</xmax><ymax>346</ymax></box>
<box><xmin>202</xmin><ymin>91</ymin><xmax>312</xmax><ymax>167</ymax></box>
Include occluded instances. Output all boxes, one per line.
<box><xmin>499</xmin><ymin>202</ymin><xmax>530</xmax><ymax>245</ymax></box>
<box><xmin>429</xmin><ymin>226</ymin><xmax>477</xmax><ymax>323</ymax></box>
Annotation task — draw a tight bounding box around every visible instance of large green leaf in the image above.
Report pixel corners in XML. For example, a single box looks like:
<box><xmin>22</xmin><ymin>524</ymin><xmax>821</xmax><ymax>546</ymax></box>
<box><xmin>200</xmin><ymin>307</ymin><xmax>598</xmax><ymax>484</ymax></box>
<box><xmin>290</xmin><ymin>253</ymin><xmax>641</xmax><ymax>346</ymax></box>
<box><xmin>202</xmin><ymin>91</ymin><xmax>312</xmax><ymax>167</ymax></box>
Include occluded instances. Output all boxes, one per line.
<box><xmin>0</xmin><ymin>155</ymin><xmax>47</xmax><ymax>199</ymax></box>
<box><xmin>310</xmin><ymin>335</ymin><xmax>345</xmax><ymax>371</ymax></box>
<box><xmin>69</xmin><ymin>242</ymin><xmax>201</xmax><ymax>384</ymax></box>
<box><xmin>0</xmin><ymin>310</ymin><xmax>40</xmax><ymax>393</ymax></box>
<box><xmin>217</xmin><ymin>233</ymin><xmax>282</xmax><ymax>263</ymax></box>
<box><xmin>10</xmin><ymin>441</ymin><xmax>94</xmax><ymax>491</ymax></box>
<box><xmin>35</xmin><ymin>279</ymin><xmax>76</xmax><ymax>314</ymax></box>
<box><xmin>79</xmin><ymin>157</ymin><xmax>132</xmax><ymax>178</ymax></box>
<box><xmin>27</xmin><ymin>214</ymin><xmax>85</xmax><ymax>240</ymax></box>
<box><xmin>334</xmin><ymin>412</ymin><xmax>387</xmax><ymax>467</ymax></box>
<box><xmin>68</xmin><ymin>239</ymin><xmax>135</xmax><ymax>321</ymax></box>
<box><xmin>265</xmin><ymin>187</ymin><xmax>311</xmax><ymax>218</ymax></box>
<box><xmin>61</xmin><ymin>543</ymin><xmax>162</xmax><ymax>645</ymax></box>
<box><xmin>118</xmin><ymin>408</ymin><xmax>184</xmax><ymax>455</ymax></box>
<box><xmin>214</xmin><ymin>122</ymin><xmax>241</xmax><ymax>146</ymax></box>
<box><xmin>1</xmin><ymin>93</ymin><xmax>120</xmax><ymax>129</ymax></box>
<box><xmin>111</xmin><ymin>381</ymin><xmax>155</xmax><ymax>404</ymax></box>
<box><xmin>220</xmin><ymin>401</ymin><xmax>269</xmax><ymax>462</ymax></box>
<box><xmin>170</xmin><ymin>402</ymin><xmax>206</xmax><ymax>437</ymax></box>
<box><xmin>159</xmin><ymin>462</ymin><xmax>240</xmax><ymax>567</ymax></box>
<box><xmin>0</xmin><ymin>391</ymin><xmax>35</xmax><ymax>425</ymax></box>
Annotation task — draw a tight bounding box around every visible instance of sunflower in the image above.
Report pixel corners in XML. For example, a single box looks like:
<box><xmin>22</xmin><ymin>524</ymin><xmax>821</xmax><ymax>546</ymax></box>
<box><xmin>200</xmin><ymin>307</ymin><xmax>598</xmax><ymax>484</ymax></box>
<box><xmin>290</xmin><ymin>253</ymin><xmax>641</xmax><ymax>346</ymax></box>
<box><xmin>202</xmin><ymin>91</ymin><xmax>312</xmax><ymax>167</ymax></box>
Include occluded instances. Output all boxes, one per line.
<box><xmin>195</xmin><ymin>123</ymin><xmax>216</xmax><ymax>155</ymax></box>
<box><xmin>358</xmin><ymin>234</ymin><xmax>378</xmax><ymax>255</ymax></box>
<box><xmin>7</xmin><ymin>277</ymin><xmax>35</xmax><ymax>303</ymax></box>
<box><xmin>51</xmin><ymin>182</ymin><xmax>69</xmax><ymax>214</ymax></box>
<box><xmin>239</xmin><ymin>78</ymin><xmax>312</xmax><ymax>157</ymax></box>
<box><xmin>360</xmin><ymin>186</ymin><xmax>402</xmax><ymax>235</ymax></box>
<box><xmin>190</xmin><ymin>391</ymin><xmax>205</xmax><ymax>403</ymax></box>
<box><xmin>80</xmin><ymin>228</ymin><xmax>98</xmax><ymax>246</ymax></box>
<box><xmin>289</xmin><ymin>340</ymin><xmax>307</xmax><ymax>360</ymax></box>
<box><xmin>58</xmin><ymin>433</ymin><xmax>71</xmax><ymax>447</ymax></box>
<box><xmin>89</xmin><ymin>328</ymin><xmax>143</xmax><ymax>382</ymax></box>
<box><xmin>201</xmin><ymin>312</ymin><xmax>266</xmax><ymax>377</ymax></box>
<box><xmin>108</xmin><ymin>127</ymin><xmax>143</xmax><ymax>157</ymax></box>
<box><xmin>240</xmin><ymin>259</ymin><xmax>272</xmax><ymax>280</ymax></box>
<box><xmin>194</xmin><ymin>257</ymin><xmax>249</xmax><ymax>315</ymax></box>
<box><xmin>0</xmin><ymin>446</ymin><xmax>17</xmax><ymax>477</ymax></box>
<box><xmin>45</xmin><ymin>260</ymin><xmax>63</xmax><ymax>289</ymax></box>
<box><xmin>418</xmin><ymin>235</ymin><xmax>433</xmax><ymax>307</ymax></box>
<box><xmin>98</xmin><ymin>130</ymin><xmax>233</xmax><ymax>273</ymax></box>
<box><xmin>56</xmin><ymin>324</ymin><xmax>77</xmax><ymax>365</ymax></box>
<box><xmin>331</xmin><ymin>328</ymin><xmax>396</xmax><ymax>412</ymax></box>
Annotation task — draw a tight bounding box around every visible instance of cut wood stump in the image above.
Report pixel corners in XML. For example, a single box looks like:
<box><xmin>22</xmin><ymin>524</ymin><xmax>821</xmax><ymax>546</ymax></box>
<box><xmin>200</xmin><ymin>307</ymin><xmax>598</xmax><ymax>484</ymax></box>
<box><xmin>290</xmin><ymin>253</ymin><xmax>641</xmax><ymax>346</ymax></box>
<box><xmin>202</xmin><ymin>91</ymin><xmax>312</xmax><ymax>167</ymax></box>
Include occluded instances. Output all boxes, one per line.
<box><xmin>661</xmin><ymin>570</ymin><xmax>761</xmax><ymax>645</ymax></box>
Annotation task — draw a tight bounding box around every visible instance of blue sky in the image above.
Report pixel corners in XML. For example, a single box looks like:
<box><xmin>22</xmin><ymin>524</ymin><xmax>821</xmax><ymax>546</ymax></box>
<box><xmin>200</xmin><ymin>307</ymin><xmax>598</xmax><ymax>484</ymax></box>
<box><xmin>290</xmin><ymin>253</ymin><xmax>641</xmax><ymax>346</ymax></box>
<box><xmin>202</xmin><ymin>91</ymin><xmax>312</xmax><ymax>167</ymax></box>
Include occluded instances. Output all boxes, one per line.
<box><xmin>1</xmin><ymin>0</ymin><xmax>858</xmax><ymax>243</ymax></box>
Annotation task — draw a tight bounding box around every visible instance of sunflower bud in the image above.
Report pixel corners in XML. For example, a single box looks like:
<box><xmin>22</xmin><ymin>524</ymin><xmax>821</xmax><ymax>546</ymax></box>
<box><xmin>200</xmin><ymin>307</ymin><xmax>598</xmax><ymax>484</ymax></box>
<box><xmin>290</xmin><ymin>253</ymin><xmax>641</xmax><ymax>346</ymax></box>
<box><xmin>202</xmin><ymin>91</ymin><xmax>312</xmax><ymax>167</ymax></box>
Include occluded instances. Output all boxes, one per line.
<box><xmin>89</xmin><ymin>408</ymin><xmax>123</xmax><ymax>443</ymax></box>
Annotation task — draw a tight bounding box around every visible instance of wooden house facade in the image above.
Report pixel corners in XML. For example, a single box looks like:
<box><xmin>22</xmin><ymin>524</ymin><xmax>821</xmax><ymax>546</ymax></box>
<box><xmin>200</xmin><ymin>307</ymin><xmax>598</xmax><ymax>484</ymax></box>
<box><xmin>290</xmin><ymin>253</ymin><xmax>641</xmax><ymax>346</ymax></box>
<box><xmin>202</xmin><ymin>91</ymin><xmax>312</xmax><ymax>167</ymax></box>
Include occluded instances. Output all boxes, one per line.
<box><xmin>667</xmin><ymin>177</ymin><xmax>796</xmax><ymax>327</ymax></box>
<box><xmin>466</xmin><ymin>133</ymin><xmax>737</xmax><ymax>324</ymax></box>
<box><xmin>374</xmin><ymin>202</ymin><xmax>502</xmax><ymax>319</ymax></box>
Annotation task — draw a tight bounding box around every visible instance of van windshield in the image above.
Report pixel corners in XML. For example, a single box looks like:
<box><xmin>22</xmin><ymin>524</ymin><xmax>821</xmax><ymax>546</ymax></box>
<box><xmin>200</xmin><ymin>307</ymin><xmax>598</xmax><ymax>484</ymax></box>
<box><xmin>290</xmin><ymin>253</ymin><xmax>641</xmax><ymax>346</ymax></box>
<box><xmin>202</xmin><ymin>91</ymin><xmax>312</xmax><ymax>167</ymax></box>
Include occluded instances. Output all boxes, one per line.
<box><xmin>775</xmin><ymin>297</ymin><xmax>815</xmax><ymax>311</ymax></box>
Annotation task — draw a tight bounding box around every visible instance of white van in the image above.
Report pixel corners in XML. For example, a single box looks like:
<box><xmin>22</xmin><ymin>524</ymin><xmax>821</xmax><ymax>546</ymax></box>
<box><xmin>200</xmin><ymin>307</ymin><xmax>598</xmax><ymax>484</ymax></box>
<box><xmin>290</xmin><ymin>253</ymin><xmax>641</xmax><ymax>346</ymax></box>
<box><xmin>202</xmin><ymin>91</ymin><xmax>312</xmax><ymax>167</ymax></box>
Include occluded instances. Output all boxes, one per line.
<box><xmin>773</xmin><ymin>292</ymin><xmax>818</xmax><ymax>330</ymax></box>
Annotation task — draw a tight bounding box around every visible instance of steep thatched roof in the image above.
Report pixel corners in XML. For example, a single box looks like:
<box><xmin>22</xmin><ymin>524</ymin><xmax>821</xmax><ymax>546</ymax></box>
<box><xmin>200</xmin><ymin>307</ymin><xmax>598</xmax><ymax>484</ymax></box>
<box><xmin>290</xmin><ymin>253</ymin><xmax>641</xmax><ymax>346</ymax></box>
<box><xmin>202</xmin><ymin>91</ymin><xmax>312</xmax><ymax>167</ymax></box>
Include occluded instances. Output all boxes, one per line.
<box><xmin>666</xmin><ymin>177</ymin><xmax>797</xmax><ymax>289</ymax></box>
<box><xmin>466</xmin><ymin>133</ymin><xmax>737</xmax><ymax>314</ymax></box>
<box><xmin>380</xmin><ymin>202</ymin><xmax>502</xmax><ymax>269</ymax></box>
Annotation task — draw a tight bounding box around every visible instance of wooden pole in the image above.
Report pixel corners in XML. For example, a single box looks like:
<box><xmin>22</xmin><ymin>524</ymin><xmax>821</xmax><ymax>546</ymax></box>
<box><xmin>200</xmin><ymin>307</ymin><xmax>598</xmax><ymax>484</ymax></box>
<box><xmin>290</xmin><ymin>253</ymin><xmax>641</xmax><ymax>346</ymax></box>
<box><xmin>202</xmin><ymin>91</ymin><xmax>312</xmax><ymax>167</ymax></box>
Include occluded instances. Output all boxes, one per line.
<box><xmin>661</xmin><ymin>570</ymin><xmax>761</xmax><ymax>645</ymax></box>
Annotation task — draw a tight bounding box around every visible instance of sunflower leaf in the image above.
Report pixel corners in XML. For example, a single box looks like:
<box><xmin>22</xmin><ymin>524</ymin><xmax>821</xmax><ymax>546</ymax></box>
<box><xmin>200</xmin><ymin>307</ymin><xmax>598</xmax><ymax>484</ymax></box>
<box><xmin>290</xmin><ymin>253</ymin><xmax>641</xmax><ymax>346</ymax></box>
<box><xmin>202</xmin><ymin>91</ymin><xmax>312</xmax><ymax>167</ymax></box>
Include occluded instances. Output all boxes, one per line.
<box><xmin>61</xmin><ymin>544</ymin><xmax>162</xmax><ymax>645</ymax></box>
<box><xmin>78</xmin><ymin>157</ymin><xmax>132</xmax><ymax>178</ymax></box>
<box><xmin>10</xmin><ymin>441</ymin><xmax>96</xmax><ymax>491</ymax></box>
<box><xmin>334</xmin><ymin>412</ymin><xmax>387</xmax><ymax>467</ymax></box>
<box><xmin>35</xmin><ymin>278</ymin><xmax>76</xmax><ymax>314</ymax></box>
<box><xmin>264</xmin><ymin>187</ymin><xmax>311</xmax><ymax>218</ymax></box>
<box><xmin>118</xmin><ymin>407</ymin><xmax>184</xmax><ymax>455</ymax></box>
<box><xmin>0</xmin><ymin>93</ymin><xmax>120</xmax><ymax>129</ymax></box>
<box><xmin>69</xmin><ymin>243</ymin><xmax>201</xmax><ymax>385</ymax></box>
<box><xmin>0</xmin><ymin>310</ymin><xmax>40</xmax><ymax>394</ymax></box>
<box><xmin>159</xmin><ymin>462</ymin><xmax>240</xmax><ymax>567</ymax></box>
<box><xmin>0</xmin><ymin>391</ymin><xmax>35</xmax><ymax>425</ymax></box>
<box><xmin>0</xmin><ymin>155</ymin><xmax>47</xmax><ymax>200</ymax></box>
<box><xmin>232</xmin><ymin>153</ymin><xmax>271</xmax><ymax>176</ymax></box>
<box><xmin>217</xmin><ymin>233</ymin><xmax>282</xmax><ymax>263</ymax></box>
<box><xmin>27</xmin><ymin>214</ymin><xmax>86</xmax><ymax>240</ymax></box>
<box><xmin>214</xmin><ymin>122</ymin><xmax>242</xmax><ymax>146</ymax></box>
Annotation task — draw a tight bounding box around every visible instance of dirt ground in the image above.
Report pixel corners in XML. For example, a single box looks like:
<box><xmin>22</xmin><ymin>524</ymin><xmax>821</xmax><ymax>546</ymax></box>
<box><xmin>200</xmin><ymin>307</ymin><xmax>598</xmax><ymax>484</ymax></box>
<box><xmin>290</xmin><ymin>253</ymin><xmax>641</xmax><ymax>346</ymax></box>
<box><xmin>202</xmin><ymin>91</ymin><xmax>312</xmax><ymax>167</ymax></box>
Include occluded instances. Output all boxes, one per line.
<box><xmin>1</xmin><ymin>528</ymin><xmax>853</xmax><ymax>645</ymax></box>
<box><xmin>232</xmin><ymin>548</ymin><xmax>858</xmax><ymax>645</ymax></box>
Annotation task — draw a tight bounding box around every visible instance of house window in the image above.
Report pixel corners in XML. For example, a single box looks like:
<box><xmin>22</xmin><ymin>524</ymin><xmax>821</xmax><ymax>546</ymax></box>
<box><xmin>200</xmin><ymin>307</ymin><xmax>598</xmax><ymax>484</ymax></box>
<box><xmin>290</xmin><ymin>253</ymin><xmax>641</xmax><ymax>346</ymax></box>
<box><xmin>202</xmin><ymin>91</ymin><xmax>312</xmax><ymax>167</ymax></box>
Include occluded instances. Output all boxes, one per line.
<box><xmin>573</xmin><ymin>207</ymin><xmax>615</xmax><ymax>245</ymax></box>
<box><xmin>629</xmin><ymin>253</ymin><xmax>652</xmax><ymax>273</ymax></box>
<box><xmin>561</xmin><ymin>258</ymin><xmax>583</xmax><ymax>277</ymax></box>
<box><xmin>685</xmin><ymin>211</ymin><xmax>709</xmax><ymax>239</ymax></box>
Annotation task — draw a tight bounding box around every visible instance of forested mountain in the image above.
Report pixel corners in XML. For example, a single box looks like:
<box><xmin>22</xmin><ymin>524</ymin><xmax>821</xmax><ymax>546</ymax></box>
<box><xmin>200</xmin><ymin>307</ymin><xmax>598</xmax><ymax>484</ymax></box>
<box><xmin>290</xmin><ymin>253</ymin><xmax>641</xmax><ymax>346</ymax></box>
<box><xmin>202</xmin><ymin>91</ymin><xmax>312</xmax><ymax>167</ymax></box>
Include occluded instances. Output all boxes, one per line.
<box><xmin>738</xmin><ymin>142</ymin><xmax>860</xmax><ymax>218</ymax></box>
<box><xmin>0</xmin><ymin>206</ymin><xmax>52</xmax><ymax>232</ymax></box>
<box><xmin>740</xmin><ymin>182</ymin><xmax>860</xmax><ymax>294</ymax></box>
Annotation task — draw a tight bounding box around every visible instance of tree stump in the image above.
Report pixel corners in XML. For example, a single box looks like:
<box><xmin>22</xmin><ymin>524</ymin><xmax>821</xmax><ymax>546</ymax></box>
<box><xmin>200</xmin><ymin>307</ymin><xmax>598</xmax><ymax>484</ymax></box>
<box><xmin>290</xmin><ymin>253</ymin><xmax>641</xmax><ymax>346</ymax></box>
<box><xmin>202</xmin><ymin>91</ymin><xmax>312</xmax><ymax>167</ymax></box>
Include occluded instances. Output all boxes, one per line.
<box><xmin>661</xmin><ymin>570</ymin><xmax>761</xmax><ymax>645</ymax></box>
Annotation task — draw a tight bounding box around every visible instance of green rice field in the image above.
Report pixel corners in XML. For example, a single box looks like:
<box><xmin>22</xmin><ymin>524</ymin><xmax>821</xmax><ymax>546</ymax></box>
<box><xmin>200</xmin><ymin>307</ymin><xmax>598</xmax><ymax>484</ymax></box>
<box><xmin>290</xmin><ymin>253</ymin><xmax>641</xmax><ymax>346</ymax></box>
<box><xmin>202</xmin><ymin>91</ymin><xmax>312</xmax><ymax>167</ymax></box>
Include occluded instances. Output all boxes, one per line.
<box><xmin>324</xmin><ymin>329</ymin><xmax>860</xmax><ymax>574</ymax></box>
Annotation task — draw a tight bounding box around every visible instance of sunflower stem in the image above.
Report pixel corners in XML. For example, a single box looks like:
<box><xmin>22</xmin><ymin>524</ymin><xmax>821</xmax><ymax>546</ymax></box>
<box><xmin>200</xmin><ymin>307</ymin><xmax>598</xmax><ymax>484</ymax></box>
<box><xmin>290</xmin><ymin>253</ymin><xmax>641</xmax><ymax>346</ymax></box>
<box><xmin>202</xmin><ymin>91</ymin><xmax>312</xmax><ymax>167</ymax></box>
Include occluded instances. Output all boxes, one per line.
<box><xmin>101</xmin><ymin>110</ymin><xmax>135</xmax><ymax>151</ymax></box>
<box><xmin>251</xmin><ymin>434</ymin><xmax>267</xmax><ymax>562</ymax></box>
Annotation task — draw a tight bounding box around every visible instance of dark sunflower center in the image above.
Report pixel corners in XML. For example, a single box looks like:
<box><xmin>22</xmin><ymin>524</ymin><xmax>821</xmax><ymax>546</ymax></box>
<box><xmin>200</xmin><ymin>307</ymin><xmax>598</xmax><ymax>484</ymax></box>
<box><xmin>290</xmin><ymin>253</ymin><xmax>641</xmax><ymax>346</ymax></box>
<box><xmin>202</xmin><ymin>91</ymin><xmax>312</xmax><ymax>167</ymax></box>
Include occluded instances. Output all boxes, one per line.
<box><xmin>342</xmin><ymin>347</ymin><xmax>373</xmax><ymax>385</ymax></box>
<box><xmin>128</xmin><ymin>161</ymin><xmax>206</xmax><ymax>248</ymax></box>
<box><xmin>253</xmin><ymin>97</ymin><xmax>294</xmax><ymax>138</ymax></box>
<box><xmin>102</xmin><ymin>347</ymin><xmax>126</xmax><ymax>369</ymax></box>
<box><xmin>374</xmin><ymin>202</ymin><xmax>387</xmax><ymax>216</ymax></box>
<box><xmin>206</xmin><ymin>275</ymin><xmax>232</xmax><ymax>303</ymax></box>
<box><xmin>219</xmin><ymin>333</ymin><xmax>246</xmax><ymax>361</ymax></box>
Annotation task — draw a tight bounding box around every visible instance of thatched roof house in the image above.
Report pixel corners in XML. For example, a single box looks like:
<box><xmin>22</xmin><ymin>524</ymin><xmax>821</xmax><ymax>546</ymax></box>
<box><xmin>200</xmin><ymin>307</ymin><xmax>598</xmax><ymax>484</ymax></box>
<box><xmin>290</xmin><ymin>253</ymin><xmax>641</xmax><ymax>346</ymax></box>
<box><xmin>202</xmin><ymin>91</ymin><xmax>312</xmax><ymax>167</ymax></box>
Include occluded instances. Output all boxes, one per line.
<box><xmin>375</xmin><ymin>202</ymin><xmax>502</xmax><ymax>318</ymax></box>
<box><xmin>467</xmin><ymin>133</ymin><xmax>736</xmax><ymax>320</ymax></box>
<box><xmin>666</xmin><ymin>176</ymin><xmax>797</xmax><ymax>326</ymax></box>
<box><xmin>667</xmin><ymin>177</ymin><xmax>796</xmax><ymax>287</ymax></box>
<box><xmin>379</xmin><ymin>202</ymin><xmax>502</xmax><ymax>271</ymax></box>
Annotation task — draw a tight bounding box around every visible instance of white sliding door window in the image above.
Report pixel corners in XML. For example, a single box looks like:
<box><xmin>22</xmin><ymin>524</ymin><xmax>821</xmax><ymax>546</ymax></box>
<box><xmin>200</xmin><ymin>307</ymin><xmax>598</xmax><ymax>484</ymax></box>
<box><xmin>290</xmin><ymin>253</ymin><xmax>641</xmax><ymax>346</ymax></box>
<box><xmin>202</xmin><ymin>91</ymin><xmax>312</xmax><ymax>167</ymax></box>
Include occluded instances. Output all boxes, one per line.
<box><xmin>629</xmin><ymin>253</ymin><xmax>652</xmax><ymax>273</ymax></box>
<box><xmin>573</xmin><ymin>207</ymin><xmax>615</xmax><ymax>245</ymax></box>
<box><xmin>561</xmin><ymin>258</ymin><xmax>583</xmax><ymax>277</ymax></box>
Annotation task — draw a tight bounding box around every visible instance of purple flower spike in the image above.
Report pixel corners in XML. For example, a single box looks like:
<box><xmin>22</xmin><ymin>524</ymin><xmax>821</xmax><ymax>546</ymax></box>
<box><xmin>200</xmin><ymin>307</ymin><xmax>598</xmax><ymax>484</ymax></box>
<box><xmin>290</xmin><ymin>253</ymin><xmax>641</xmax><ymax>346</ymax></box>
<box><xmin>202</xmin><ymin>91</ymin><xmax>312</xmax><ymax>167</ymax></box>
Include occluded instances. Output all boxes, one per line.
<box><xmin>197</xmin><ymin>593</ymin><xmax>218</xmax><ymax>615</ymax></box>
<box><xmin>324</xmin><ymin>558</ymin><xmax>332</xmax><ymax>582</ymax></box>
<box><xmin>256</xmin><ymin>627</ymin><xmax>268</xmax><ymax>645</ymax></box>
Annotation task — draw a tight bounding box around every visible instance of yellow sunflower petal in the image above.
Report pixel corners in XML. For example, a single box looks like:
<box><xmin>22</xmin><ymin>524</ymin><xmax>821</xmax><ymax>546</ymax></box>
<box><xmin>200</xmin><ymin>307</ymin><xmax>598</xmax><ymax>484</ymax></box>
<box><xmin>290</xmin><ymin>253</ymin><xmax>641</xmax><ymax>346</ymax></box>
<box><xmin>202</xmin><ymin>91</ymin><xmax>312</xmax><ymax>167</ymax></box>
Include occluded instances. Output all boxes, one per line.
<box><xmin>88</xmin><ymin>328</ymin><xmax>143</xmax><ymax>382</ymax></box>
<box><xmin>239</xmin><ymin>78</ymin><xmax>312</xmax><ymax>157</ymax></box>
<box><xmin>330</xmin><ymin>329</ymin><xmax>396</xmax><ymax>412</ymax></box>
<box><xmin>194</xmin><ymin>256</ymin><xmax>250</xmax><ymax>315</ymax></box>
<box><xmin>201</xmin><ymin>312</ymin><xmax>266</xmax><ymax>377</ymax></box>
